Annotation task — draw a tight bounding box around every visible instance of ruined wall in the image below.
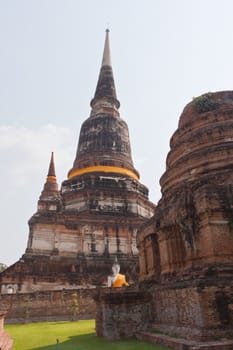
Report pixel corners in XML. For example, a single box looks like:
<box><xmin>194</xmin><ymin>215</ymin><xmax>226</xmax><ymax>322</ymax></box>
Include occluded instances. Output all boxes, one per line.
<box><xmin>95</xmin><ymin>288</ymin><xmax>151</xmax><ymax>339</ymax></box>
<box><xmin>0</xmin><ymin>289</ymin><xmax>96</xmax><ymax>323</ymax></box>
<box><xmin>137</xmin><ymin>91</ymin><xmax>233</xmax><ymax>342</ymax></box>
<box><xmin>138</xmin><ymin>92</ymin><xmax>233</xmax><ymax>280</ymax></box>
<box><xmin>151</xmin><ymin>283</ymin><xmax>233</xmax><ymax>341</ymax></box>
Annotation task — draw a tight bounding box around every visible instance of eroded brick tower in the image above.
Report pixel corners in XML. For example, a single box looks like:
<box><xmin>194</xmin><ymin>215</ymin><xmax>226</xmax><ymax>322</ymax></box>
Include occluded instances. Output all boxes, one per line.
<box><xmin>138</xmin><ymin>91</ymin><xmax>233</xmax><ymax>341</ymax></box>
<box><xmin>0</xmin><ymin>30</ymin><xmax>154</xmax><ymax>293</ymax></box>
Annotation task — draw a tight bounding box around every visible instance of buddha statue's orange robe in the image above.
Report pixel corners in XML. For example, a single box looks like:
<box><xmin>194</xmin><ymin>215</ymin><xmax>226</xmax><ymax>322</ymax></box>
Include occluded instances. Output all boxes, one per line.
<box><xmin>112</xmin><ymin>273</ymin><xmax>129</xmax><ymax>287</ymax></box>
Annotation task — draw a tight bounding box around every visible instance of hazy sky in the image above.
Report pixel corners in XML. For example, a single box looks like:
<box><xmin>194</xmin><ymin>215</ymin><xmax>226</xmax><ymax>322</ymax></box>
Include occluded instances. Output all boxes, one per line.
<box><xmin>1</xmin><ymin>0</ymin><xmax>233</xmax><ymax>265</ymax></box>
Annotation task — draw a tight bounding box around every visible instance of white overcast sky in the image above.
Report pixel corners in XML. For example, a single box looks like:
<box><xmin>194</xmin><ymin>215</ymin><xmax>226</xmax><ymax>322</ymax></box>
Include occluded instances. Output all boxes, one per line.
<box><xmin>1</xmin><ymin>0</ymin><xmax>233</xmax><ymax>266</ymax></box>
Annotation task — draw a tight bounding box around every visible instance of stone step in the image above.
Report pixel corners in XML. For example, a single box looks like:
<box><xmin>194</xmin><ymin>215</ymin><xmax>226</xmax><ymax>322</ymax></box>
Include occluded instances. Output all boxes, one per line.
<box><xmin>136</xmin><ymin>331</ymin><xmax>196</xmax><ymax>350</ymax></box>
<box><xmin>137</xmin><ymin>331</ymin><xmax>233</xmax><ymax>350</ymax></box>
<box><xmin>191</xmin><ymin>342</ymin><xmax>233</xmax><ymax>350</ymax></box>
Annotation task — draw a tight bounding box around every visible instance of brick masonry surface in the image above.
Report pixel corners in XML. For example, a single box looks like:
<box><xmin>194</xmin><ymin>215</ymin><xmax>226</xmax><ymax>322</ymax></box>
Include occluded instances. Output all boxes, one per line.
<box><xmin>94</xmin><ymin>288</ymin><xmax>152</xmax><ymax>340</ymax></box>
<box><xmin>0</xmin><ymin>289</ymin><xmax>96</xmax><ymax>323</ymax></box>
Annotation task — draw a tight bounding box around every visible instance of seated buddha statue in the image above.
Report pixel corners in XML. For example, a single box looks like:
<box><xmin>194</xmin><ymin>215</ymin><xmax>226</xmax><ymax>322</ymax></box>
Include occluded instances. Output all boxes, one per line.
<box><xmin>107</xmin><ymin>257</ymin><xmax>129</xmax><ymax>288</ymax></box>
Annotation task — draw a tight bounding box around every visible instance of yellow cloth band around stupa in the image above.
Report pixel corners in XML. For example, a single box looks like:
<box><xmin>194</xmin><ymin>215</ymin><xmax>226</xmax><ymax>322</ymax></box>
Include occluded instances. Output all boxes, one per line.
<box><xmin>47</xmin><ymin>175</ymin><xmax>57</xmax><ymax>182</ymax></box>
<box><xmin>68</xmin><ymin>165</ymin><xmax>139</xmax><ymax>181</ymax></box>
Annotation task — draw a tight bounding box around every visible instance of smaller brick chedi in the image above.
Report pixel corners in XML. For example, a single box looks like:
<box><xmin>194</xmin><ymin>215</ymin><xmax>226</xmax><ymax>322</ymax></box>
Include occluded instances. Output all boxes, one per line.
<box><xmin>0</xmin><ymin>30</ymin><xmax>154</xmax><ymax>294</ymax></box>
<box><xmin>137</xmin><ymin>91</ymin><xmax>233</xmax><ymax>340</ymax></box>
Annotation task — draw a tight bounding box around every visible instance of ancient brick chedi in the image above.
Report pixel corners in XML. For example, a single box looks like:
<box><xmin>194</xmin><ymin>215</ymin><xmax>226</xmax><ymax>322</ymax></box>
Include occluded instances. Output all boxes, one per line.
<box><xmin>0</xmin><ymin>30</ymin><xmax>154</xmax><ymax>294</ymax></box>
<box><xmin>137</xmin><ymin>91</ymin><xmax>233</xmax><ymax>341</ymax></box>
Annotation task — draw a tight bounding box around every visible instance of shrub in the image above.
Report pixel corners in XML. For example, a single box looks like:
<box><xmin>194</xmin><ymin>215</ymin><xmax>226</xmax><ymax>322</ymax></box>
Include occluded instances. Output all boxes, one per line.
<box><xmin>192</xmin><ymin>93</ymin><xmax>219</xmax><ymax>113</ymax></box>
<box><xmin>71</xmin><ymin>292</ymin><xmax>79</xmax><ymax>321</ymax></box>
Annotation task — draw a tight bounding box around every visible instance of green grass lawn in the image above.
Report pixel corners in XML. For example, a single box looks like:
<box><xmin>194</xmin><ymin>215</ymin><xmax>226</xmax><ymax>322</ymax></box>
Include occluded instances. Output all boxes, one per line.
<box><xmin>5</xmin><ymin>319</ymin><xmax>169</xmax><ymax>350</ymax></box>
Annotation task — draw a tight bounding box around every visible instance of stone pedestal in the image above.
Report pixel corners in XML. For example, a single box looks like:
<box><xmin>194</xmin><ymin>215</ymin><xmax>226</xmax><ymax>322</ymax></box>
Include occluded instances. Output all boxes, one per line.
<box><xmin>94</xmin><ymin>288</ymin><xmax>151</xmax><ymax>340</ymax></box>
<box><xmin>0</xmin><ymin>311</ymin><xmax>13</xmax><ymax>350</ymax></box>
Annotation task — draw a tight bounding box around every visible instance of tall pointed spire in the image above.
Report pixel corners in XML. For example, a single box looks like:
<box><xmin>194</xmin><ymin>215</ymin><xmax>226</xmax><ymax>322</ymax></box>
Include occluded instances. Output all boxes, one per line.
<box><xmin>67</xmin><ymin>30</ymin><xmax>139</xmax><ymax>181</ymax></box>
<box><xmin>39</xmin><ymin>152</ymin><xmax>59</xmax><ymax>203</ymax></box>
<box><xmin>47</xmin><ymin>152</ymin><xmax>56</xmax><ymax>181</ymax></box>
<box><xmin>101</xmin><ymin>28</ymin><xmax>111</xmax><ymax>66</ymax></box>
<box><xmin>90</xmin><ymin>29</ymin><xmax>120</xmax><ymax>116</ymax></box>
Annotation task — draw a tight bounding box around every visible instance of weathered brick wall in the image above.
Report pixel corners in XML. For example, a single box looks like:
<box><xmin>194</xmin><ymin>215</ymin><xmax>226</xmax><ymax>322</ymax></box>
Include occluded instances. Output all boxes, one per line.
<box><xmin>0</xmin><ymin>289</ymin><xmax>96</xmax><ymax>323</ymax></box>
<box><xmin>95</xmin><ymin>288</ymin><xmax>151</xmax><ymax>340</ymax></box>
<box><xmin>151</xmin><ymin>283</ymin><xmax>233</xmax><ymax>341</ymax></box>
<box><xmin>137</xmin><ymin>92</ymin><xmax>233</xmax><ymax>343</ymax></box>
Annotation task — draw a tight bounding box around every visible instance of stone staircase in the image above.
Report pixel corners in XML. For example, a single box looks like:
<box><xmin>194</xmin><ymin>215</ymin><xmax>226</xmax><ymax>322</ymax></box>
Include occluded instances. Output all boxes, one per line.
<box><xmin>137</xmin><ymin>330</ymin><xmax>233</xmax><ymax>350</ymax></box>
